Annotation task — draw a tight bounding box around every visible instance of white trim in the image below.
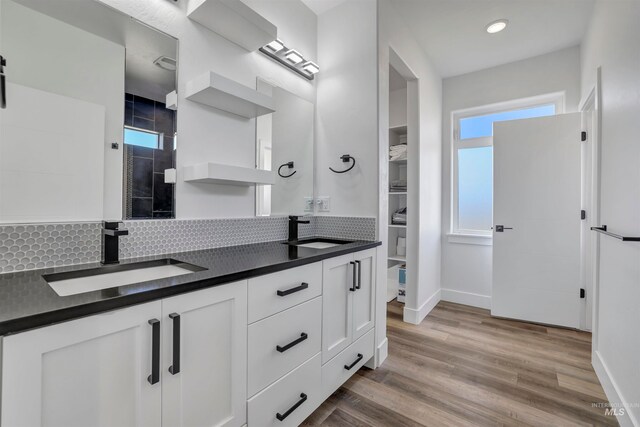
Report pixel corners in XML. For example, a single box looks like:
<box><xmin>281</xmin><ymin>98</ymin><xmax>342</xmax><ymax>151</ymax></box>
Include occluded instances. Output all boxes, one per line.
<box><xmin>441</xmin><ymin>288</ymin><xmax>491</xmax><ymax>309</ymax></box>
<box><xmin>403</xmin><ymin>289</ymin><xmax>440</xmax><ymax>325</ymax></box>
<box><xmin>376</xmin><ymin>337</ymin><xmax>388</xmax><ymax>368</ymax></box>
<box><xmin>592</xmin><ymin>350</ymin><xmax>637</xmax><ymax>427</ymax></box>
<box><xmin>447</xmin><ymin>233</ymin><xmax>492</xmax><ymax>246</ymax></box>
<box><xmin>450</xmin><ymin>91</ymin><xmax>566</xmax><ymax>236</ymax></box>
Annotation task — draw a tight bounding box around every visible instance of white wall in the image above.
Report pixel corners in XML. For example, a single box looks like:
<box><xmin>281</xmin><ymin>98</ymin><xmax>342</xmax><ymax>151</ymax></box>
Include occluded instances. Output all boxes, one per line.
<box><xmin>0</xmin><ymin>0</ymin><xmax>124</xmax><ymax>220</ymax></box>
<box><xmin>377</xmin><ymin>0</ymin><xmax>442</xmax><ymax>356</ymax></box>
<box><xmin>389</xmin><ymin>88</ymin><xmax>407</xmax><ymax>128</ymax></box>
<box><xmin>441</xmin><ymin>46</ymin><xmax>581</xmax><ymax>308</ymax></box>
<box><xmin>315</xmin><ymin>0</ymin><xmax>378</xmax><ymax>217</ymax></box>
<box><xmin>100</xmin><ymin>0</ymin><xmax>317</xmax><ymax>219</ymax></box>
<box><xmin>581</xmin><ymin>1</ymin><xmax>640</xmax><ymax>425</ymax></box>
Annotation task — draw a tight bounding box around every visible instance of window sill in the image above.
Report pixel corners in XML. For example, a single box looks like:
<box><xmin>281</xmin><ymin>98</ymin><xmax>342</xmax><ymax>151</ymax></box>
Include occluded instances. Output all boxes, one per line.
<box><xmin>447</xmin><ymin>233</ymin><xmax>492</xmax><ymax>246</ymax></box>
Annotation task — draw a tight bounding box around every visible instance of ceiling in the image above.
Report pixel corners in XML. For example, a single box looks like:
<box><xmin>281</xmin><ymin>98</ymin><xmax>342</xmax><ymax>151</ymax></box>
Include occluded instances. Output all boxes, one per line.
<box><xmin>390</xmin><ymin>0</ymin><xmax>595</xmax><ymax>78</ymax></box>
<box><xmin>301</xmin><ymin>0</ymin><xmax>348</xmax><ymax>15</ymax></box>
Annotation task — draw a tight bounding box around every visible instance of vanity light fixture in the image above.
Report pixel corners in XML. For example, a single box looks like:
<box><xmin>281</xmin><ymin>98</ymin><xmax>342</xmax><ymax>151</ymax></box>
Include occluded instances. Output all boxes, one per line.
<box><xmin>486</xmin><ymin>19</ymin><xmax>508</xmax><ymax>34</ymax></box>
<box><xmin>302</xmin><ymin>61</ymin><xmax>319</xmax><ymax>75</ymax></box>
<box><xmin>284</xmin><ymin>49</ymin><xmax>304</xmax><ymax>64</ymax></box>
<box><xmin>259</xmin><ymin>41</ymin><xmax>319</xmax><ymax>80</ymax></box>
<box><xmin>265</xmin><ymin>39</ymin><xmax>285</xmax><ymax>53</ymax></box>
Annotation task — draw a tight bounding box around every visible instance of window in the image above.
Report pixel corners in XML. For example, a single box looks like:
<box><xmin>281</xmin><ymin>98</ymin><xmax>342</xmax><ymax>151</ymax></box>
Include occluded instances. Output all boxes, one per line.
<box><xmin>124</xmin><ymin>126</ymin><xmax>161</xmax><ymax>149</ymax></box>
<box><xmin>451</xmin><ymin>93</ymin><xmax>563</xmax><ymax>239</ymax></box>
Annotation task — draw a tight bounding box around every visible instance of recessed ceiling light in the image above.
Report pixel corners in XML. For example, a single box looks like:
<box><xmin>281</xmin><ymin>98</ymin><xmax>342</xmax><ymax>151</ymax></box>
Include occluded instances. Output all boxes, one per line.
<box><xmin>486</xmin><ymin>19</ymin><xmax>508</xmax><ymax>34</ymax></box>
<box><xmin>302</xmin><ymin>61</ymin><xmax>319</xmax><ymax>75</ymax></box>
<box><xmin>284</xmin><ymin>49</ymin><xmax>304</xmax><ymax>64</ymax></box>
<box><xmin>265</xmin><ymin>39</ymin><xmax>284</xmax><ymax>53</ymax></box>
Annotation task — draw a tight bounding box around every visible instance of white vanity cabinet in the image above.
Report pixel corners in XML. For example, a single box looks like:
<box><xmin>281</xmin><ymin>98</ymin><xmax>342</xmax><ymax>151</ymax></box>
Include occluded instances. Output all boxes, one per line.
<box><xmin>0</xmin><ymin>280</ymin><xmax>248</xmax><ymax>427</ymax></box>
<box><xmin>321</xmin><ymin>248</ymin><xmax>376</xmax><ymax>363</ymax></box>
<box><xmin>161</xmin><ymin>281</ymin><xmax>248</xmax><ymax>427</ymax></box>
<box><xmin>1</xmin><ymin>300</ymin><xmax>164</xmax><ymax>427</ymax></box>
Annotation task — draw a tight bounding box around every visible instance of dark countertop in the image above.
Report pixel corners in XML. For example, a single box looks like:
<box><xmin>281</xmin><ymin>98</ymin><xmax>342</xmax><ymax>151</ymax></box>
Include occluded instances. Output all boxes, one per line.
<box><xmin>0</xmin><ymin>239</ymin><xmax>381</xmax><ymax>336</ymax></box>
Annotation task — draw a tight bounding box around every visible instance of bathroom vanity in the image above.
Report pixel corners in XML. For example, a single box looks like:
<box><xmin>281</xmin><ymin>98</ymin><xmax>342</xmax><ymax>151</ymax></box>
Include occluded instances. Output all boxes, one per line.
<box><xmin>0</xmin><ymin>240</ymin><xmax>380</xmax><ymax>426</ymax></box>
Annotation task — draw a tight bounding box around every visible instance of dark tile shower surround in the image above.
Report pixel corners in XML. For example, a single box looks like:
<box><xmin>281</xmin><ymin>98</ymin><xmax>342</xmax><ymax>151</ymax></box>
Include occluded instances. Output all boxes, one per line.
<box><xmin>124</xmin><ymin>93</ymin><xmax>176</xmax><ymax>219</ymax></box>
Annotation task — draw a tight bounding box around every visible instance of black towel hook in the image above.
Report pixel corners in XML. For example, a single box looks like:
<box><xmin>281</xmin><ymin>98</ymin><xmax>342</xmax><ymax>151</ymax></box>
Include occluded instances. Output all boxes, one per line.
<box><xmin>278</xmin><ymin>161</ymin><xmax>296</xmax><ymax>178</ymax></box>
<box><xmin>329</xmin><ymin>154</ymin><xmax>356</xmax><ymax>174</ymax></box>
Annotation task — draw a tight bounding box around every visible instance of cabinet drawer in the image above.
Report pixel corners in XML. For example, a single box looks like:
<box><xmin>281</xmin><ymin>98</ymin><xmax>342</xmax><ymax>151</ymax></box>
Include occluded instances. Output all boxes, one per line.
<box><xmin>248</xmin><ymin>353</ymin><xmax>321</xmax><ymax>427</ymax></box>
<box><xmin>248</xmin><ymin>297</ymin><xmax>321</xmax><ymax>396</ymax></box>
<box><xmin>321</xmin><ymin>328</ymin><xmax>374</xmax><ymax>400</ymax></box>
<box><xmin>248</xmin><ymin>262</ymin><xmax>322</xmax><ymax>323</ymax></box>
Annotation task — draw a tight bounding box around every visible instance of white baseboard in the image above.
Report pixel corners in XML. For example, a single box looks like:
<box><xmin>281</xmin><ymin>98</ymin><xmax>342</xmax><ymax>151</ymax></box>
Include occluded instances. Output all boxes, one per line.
<box><xmin>592</xmin><ymin>350</ymin><xmax>637</xmax><ymax>427</ymax></box>
<box><xmin>403</xmin><ymin>289</ymin><xmax>441</xmax><ymax>325</ymax></box>
<box><xmin>441</xmin><ymin>288</ymin><xmax>491</xmax><ymax>310</ymax></box>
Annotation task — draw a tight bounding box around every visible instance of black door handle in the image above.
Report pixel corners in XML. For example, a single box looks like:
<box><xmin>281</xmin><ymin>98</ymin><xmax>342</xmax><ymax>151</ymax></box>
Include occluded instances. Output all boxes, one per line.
<box><xmin>349</xmin><ymin>261</ymin><xmax>356</xmax><ymax>291</ymax></box>
<box><xmin>276</xmin><ymin>393</ymin><xmax>307</xmax><ymax>421</ymax></box>
<box><xmin>277</xmin><ymin>282</ymin><xmax>308</xmax><ymax>297</ymax></box>
<box><xmin>276</xmin><ymin>332</ymin><xmax>308</xmax><ymax>353</ymax></box>
<box><xmin>147</xmin><ymin>319</ymin><xmax>160</xmax><ymax>385</ymax></box>
<box><xmin>168</xmin><ymin>313</ymin><xmax>180</xmax><ymax>375</ymax></box>
<box><xmin>344</xmin><ymin>353</ymin><xmax>363</xmax><ymax>370</ymax></box>
<box><xmin>494</xmin><ymin>225</ymin><xmax>513</xmax><ymax>232</ymax></box>
<box><xmin>355</xmin><ymin>260</ymin><xmax>362</xmax><ymax>290</ymax></box>
<box><xmin>0</xmin><ymin>55</ymin><xmax>6</xmax><ymax>109</ymax></box>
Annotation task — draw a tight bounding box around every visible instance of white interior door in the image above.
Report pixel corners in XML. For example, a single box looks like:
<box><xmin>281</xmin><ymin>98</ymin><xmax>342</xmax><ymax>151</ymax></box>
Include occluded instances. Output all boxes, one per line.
<box><xmin>492</xmin><ymin>113</ymin><xmax>582</xmax><ymax>328</ymax></box>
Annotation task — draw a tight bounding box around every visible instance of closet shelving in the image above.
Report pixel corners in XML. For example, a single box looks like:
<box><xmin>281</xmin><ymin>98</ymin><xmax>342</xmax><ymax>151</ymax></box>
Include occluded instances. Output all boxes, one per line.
<box><xmin>388</xmin><ymin>124</ymin><xmax>408</xmax><ymax>264</ymax></box>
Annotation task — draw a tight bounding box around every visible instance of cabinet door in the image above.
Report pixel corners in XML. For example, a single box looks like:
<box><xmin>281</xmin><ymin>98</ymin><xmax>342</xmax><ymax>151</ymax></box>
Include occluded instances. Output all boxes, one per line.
<box><xmin>321</xmin><ymin>253</ymin><xmax>354</xmax><ymax>364</ymax></box>
<box><xmin>161</xmin><ymin>281</ymin><xmax>247</xmax><ymax>427</ymax></box>
<box><xmin>352</xmin><ymin>248</ymin><xmax>376</xmax><ymax>341</ymax></box>
<box><xmin>1</xmin><ymin>301</ymin><xmax>162</xmax><ymax>427</ymax></box>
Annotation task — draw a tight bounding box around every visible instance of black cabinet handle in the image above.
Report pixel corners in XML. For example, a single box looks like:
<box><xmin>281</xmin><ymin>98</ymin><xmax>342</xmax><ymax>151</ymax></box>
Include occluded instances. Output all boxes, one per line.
<box><xmin>349</xmin><ymin>261</ymin><xmax>356</xmax><ymax>291</ymax></box>
<box><xmin>277</xmin><ymin>282</ymin><xmax>309</xmax><ymax>297</ymax></box>
<box><xmin>0</xmin><ymin>55</ymin><xmax>6</xmax><ymax>109</ymax></box>
<box><xmin>276</xmin><ymin>393</ymin><xmax>307</xmax><ymax>421</ymax></box>
<box><xmin>355</xmin><ymin>260</ymin><xmax>362</xmax><ymax>290</ymax></box>
<box><xmin>168</xmin><ymin>313</ymin><xmax>180</xmax><ymax>375</ymax></box>
<box><xmin>147</xmin><ymin>319</ymin><xmax>160</xmax><ymax>385</ymax></box>
<box><xmin>276</xmin><ymin>332</ymin><xmax>308</xmax><ymax>353</ymax></box>
<box><xmin>344</xmin><ymin>353</ymin><xmax>363</xmax><ymax>371</ymax></box>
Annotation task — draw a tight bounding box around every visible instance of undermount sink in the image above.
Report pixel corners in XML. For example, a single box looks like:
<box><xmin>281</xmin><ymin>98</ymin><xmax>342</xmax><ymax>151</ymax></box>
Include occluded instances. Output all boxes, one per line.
<box><xmin>43</xmin><ymin>259</ymin><xmax>207</xmax><ymax>297</ymax></box>
<box><xmin>285</xmin><ymin>238</ymin><xmax>353</xmax><ymax>249</ymax></box>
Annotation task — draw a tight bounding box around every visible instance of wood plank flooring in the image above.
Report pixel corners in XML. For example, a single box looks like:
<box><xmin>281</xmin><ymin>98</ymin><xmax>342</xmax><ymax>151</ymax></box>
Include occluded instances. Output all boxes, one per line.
<box><xmin>303</xmin><ymin>301</ymin><xmax>617</xmax><ymax>426</ymax></box>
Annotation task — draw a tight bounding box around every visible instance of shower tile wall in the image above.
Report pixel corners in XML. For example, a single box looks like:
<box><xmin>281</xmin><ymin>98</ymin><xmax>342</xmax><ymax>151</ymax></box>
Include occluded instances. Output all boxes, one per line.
<box><xmin>124</xmin><ymin>93</ymin><xmax>176</xmax><ymax>219</ymax></box>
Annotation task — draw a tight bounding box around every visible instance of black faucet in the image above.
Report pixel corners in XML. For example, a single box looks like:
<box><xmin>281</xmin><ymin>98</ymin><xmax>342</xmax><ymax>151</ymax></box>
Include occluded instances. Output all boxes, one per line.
<box><xmin>102</xmin><ymin>221</ymin><xmax>129</xmax><ymax>264</ymax></box>
<box><xmin>288</xmin><ymin>215</ymin><xmax>310</xmax><ymax>242</ymax></box>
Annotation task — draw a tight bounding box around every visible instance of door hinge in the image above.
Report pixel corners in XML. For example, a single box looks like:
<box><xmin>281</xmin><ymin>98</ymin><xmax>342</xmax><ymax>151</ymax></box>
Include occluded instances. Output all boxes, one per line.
<box><xmin>581</xmin><ymin>210</ymin><xmax>586</xmax><ymax>220</ymax></box>
<box><xmin>581</xmin><ymin>131</ymin><xmax>587</xmax><ymax>142</ymax></box>
<box><xmin>580</xmin><ymin>288</ymin><xmax>586</xmax><ymax>299</ymax></box>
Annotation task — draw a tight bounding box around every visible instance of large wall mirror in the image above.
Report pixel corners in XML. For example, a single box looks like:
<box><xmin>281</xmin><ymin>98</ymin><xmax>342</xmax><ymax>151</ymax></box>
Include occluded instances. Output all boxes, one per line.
<box><xmin>0</xmin><ymin>0</ymin><xmax>177</xmax><ymax>223</ymax></box>
<box><xmin>255</xmin><ymin>78</ymin><xmax>314</xmax><ymax>216</ymax></box>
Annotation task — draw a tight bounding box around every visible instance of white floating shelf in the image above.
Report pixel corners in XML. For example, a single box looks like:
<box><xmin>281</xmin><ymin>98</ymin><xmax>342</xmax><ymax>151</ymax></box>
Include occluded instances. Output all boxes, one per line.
<box><xmin>184</xmin><ymin>163</ymin><xmax>275</xmax><ymax>186</ymax></box>
<box><xmin>187</xmin><ymin>0</ymin><xmax>277</xmax><ymax>52</ymax></box>
<box><xmin>185</xmin><ymin>71</ymin><xmax>275</xmax><ymax>119</ymax></box>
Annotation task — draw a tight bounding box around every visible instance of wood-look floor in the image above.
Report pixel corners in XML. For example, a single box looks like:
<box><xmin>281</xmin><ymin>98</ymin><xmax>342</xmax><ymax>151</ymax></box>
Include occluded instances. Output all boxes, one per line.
<box><xmin>303</xmin><ymin>301</ymin><xmax>617</xmax><ymax>426</ymax></box>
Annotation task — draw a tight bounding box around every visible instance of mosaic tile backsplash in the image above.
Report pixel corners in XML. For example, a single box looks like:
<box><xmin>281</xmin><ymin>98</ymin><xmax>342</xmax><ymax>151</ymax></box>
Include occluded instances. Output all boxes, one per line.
<box><xmin>0</xmin><ymin>216</ymin><xmax>376</xmax><ymax>274</ymax></box>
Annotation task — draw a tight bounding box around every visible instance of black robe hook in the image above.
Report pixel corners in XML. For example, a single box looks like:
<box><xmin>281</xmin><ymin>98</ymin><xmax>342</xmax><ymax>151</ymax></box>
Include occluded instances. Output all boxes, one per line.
<box><xmin>329</xmin><ymin>154</ymin><xmax>355</xmax><ymax>174</ymax></box>
<box><xmin>278</xmin><ymin>161</ymin><xmax>296</xmax><ymax>178</ymax></box>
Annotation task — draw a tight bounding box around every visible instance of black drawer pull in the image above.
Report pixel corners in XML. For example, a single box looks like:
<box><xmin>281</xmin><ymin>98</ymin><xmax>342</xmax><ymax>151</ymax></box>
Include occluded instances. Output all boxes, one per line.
<box><xmin>276</xmin><ymin>393</ymin><xmax>307</xmax><ymax>421</ymax></box>
<box><xmin>277</xmin><ymin>282</ymin><xmax>309</xmax><ymax>297</ymax></box>
<box><xmin>168</xmin><ymin>313</ymin><xmax>180</xmax><ymax>375</ymax></box>
<box><xmin>344</xmin><ymin>353</ymin><xmax>363</xmax><ymax>371</ymax></box>
<box><xmin>276</xmin><ymin>332</ymin><xmax>308</xmax><ymax>353</ymax></box>
<box><xmin>147</xmin><ymin>319</ymin><xmax>160</xmax><ymax>385</ymax></box>
<box><xmin>349</xmin><ymin>261</ymin><xmax>356</xmax><ymax>291</ymax></box>
<box><xmin>355</xmin><ymin>260</ymin><xmax>362</xmax><ymax>290</ymax></box>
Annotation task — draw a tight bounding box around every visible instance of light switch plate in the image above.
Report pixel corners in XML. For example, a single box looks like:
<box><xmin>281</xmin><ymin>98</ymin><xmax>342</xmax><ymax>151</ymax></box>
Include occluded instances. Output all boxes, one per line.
<box><xmin>317</xmin><ymin>197</ymin><xmax>330</xmax><ymax>212</ymax></box>
<box><xmin>304</xmin><ymin>197</ymin><xmax>314</xmax><ymax>212</ymax></box>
